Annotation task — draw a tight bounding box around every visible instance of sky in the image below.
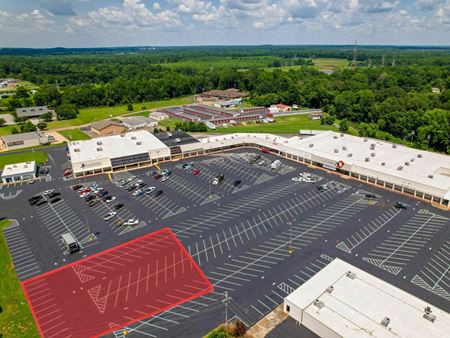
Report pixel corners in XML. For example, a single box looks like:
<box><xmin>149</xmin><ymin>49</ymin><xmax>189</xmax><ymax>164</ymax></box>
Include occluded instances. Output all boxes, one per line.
<box><xmin>0</xmin><ymin>0</ymin><xmax>449</xmax><ymax>47</ymax></box>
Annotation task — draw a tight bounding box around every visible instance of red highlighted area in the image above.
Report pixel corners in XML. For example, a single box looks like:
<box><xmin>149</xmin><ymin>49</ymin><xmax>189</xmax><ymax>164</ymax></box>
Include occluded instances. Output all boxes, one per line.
<box><xmin>22</xmin><ymin>228</ymin><xmax>213</xmax><ymax>338</ymax></box>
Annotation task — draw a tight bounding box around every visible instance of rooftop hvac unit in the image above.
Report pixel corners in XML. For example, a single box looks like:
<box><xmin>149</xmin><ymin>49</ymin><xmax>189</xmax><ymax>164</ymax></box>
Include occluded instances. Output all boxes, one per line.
<box><xmin>97</xmin><ymin>141</ymin><xmax>102</xmax><ymax>145</ymax></box>
<box><xmin>313</xmin><ymin>299</ymin><xmax>324</xmax><ymax>309</ymax></box>
<box><xmin>136</xmin><ymin>142</ymin><xmax>142</xmax><ymax>145</ymax></box>
<box><xmin>392</xmin><ymin>144</ymin><xmax>397</xmax><ymax>148</ymax></box>
<box><xmin>423</xmin><ymin>307</ymin><xmax>436</xmax><ymax>323</ymax></box>
<box><xmin>364</xmin><ymin>138</ymin><xmax>368</xmax><ymax>142</ymax></box>
<box><xmin>334</xmin><ymin>149</ymin><xmax>339</xmax><ymax>153</ymax></box>
<box><xmin>405</xmin><ymin>162</ymin><xmax>410</xmax><ymax>166</ymax></box>
<box><xmin>347</xmin><ymin>153</ymin><xmax>353</xmax><ymax>157</ymax></box>
<box><xmin>371</xmin><ymin>143</ymin><xmax>376</xmax><ymax>148</ymax></box>
<box><xmin>309</xmin><ymin>143</ymin><xmax>314</xmax><ymax>147</ymax></box>
<box><xmin>381</xmin><ymin>162</ymin><xmax>386</xmax><ymax>166</ymax></box>
<box><xmin>97</xmin><ymin>148</ymin><xmax>102</xmax><ymax>151</ymax></box>
<box><xmin>340</xmin><ymin>133</ymin><xmax>344</xmax><ymax>137</ymax></box>
<box><xmin>131</xmin><ymin>136</ymin><xmax>136</xmax><ymax>140</ymax></box>
<box><xmin>74</xmin><ymin>148</ymin><xmax>80</xmax><ymax>152</ymax></box>
<box><xmin>371</xmin><ymin>153</ymin><xmax>375</xmax><ymax>157</ymax></box>
<box><xmin>428</xmin><ymin>174</ymin><xmax>434</xmax><ymax>179</ymax></box>
<box><xmin>397</xmin><ymin>166</ymin><xmax>403</xmax><ymax>170</ymax></box>
<box><xmin>326</xmin><ymin>286</ymin><xmax>334</xmax><ymax>294</ymax></box>
<box><xmin>381</xmin><ymin>317</ymin><xmax>390</xmax><ymax>327</ymax></box>
<box><xmin>418</xmin><ymin>154</ymin><xmax>423</xmax><ymax>158</ymax></box>
<box><xmin>334</xmin><ymin>135</ymin><xmax>338</xmax><ymax>139</ymax></box>
<box><xmin>346</xmin><ymin>271</ymin><xmax>356</xmax><ymax>279</ymax></box>
<box><xmin>411</xmin><ymin>158</ymin><xmax>415</xmax><ymax>162</ymax></box>
<box><xmin>365</xmin><ymin>157</ymin><xmax>370</xmax><ymax>162</ymax></box>
<box><xmin>342</xmin><ymin>146</ymin><xmax>347</xmax><ymax>150</ymax></box>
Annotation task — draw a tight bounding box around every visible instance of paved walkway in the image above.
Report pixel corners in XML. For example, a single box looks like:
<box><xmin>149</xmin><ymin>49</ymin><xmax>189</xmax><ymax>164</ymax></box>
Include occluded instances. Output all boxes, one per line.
<box><xmin>246</xmin><ymin>305</ymin><xmax>288</xmax><ymax>338</ymax></box>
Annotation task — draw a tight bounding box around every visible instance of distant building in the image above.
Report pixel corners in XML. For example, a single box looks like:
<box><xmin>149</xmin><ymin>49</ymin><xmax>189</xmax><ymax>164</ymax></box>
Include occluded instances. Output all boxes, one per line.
<box><xmin>90</xmin><ymin>120</ymin><xmax>125</xmax><ymax>136</ymax></box>
<box><xmin>432</xmin><ymin>87</ymin><xmax>441</xmax><ymax>94</ymax></box>
<box><xmin>308</xmin><ymin>112</ymin><xmax>324</xmax><ymax>120</ymax></box>
<box><xmin>16</xmin><ymin>106</ymin><xmax>48</xmax><ymax>118</ymax></box>
<box><xmin>275</xmin><ymin>104</ymin><xmax>291</xmax><ymax>112</ymax></box>
<box><xmin>151</xmin><ymin>111</ymin><xmax>169</xmax><ymax>121</ymax></box>
<box><xmin>197</xmin><ymin>89</ymin><xmax>248</xmax><ymax>106</ymax></box>
<box><xmin>1</xmin><ymin>161</ymin><xmax>36</xmax><ymax>183</ymax></box>
<box><xmin>119</xmin><ymin>116</ymin><xmax>158</xmax><ymax>130</ymax></box>
<box><xmin>1</xmin><ymin>131</ymin><xmax>48</xmax><ymax>151</ymax></box>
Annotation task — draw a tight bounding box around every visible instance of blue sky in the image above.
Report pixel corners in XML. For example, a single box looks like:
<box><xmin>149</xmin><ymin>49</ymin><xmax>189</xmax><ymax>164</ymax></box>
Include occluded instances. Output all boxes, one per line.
<box><xmin>0</xmin><ymin>0</ymin><xmax>449</xmax><ymax>47</ymax></box>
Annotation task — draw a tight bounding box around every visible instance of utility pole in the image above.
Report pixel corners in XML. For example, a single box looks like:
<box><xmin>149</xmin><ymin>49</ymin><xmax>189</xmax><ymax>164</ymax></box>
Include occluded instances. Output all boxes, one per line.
<box><xmin>352</xmin><ymin>40</ymin><xmax>358</xmax><ymax>70</ymax></box>
<box><xmin>223</xmin><ymin>291</ymin><xmax>232</xmax><ymax>323</ymax></box>
<box><xmin>392</xmin><ymin>57</ymin><xmax>396</xmax><ymax>67</ymax></box>
<box><xmin>382</xmin><ymin>55</ymin><xmax>385</xmax><ymax>67</ymax></box>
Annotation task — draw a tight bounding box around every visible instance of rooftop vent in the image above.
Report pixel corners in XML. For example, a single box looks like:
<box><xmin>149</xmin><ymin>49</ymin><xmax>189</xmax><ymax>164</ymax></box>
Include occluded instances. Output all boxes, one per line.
<box><xmin>392</xmin><ymin>144</ymin><xmax>397</xmax><ymax>148</ymax></box>
<box><xmin>74</xmin><ymin>148</ymin><xmax>80</xmax><ymax>152</ymax></box>
<box><xmin>97</xmin><ymin>147</ymin><xmax>102</xmax><ymax>151</ymax></box>
<box><xmin>428</xmin><ymin>174</ymin><xmax>434</xmax><ymax>179</ymax></box>
<box><xmin>97</xmin><ymin>141</ymin><xmax>102</xmax><ymax>145</ymax></box>
<box><xmin>347</xmin><ymin>153</ymin><xmax>353</xmax><ymax>157</ymax></box>
<box><xmin>411</xmin><ymin>158</ymin><xmax>415</xmax><ymax>162</ymax></box>
<box><xmin>405</xmin><ymin>162</ymin><xmax>410</xmax><ymax>166</ymax></box>
<box><xmin>381</xmin><ymin>317</ymin><xmax>390</xmax><ymax>327</ymax></box>
<box><xmin>364</xmin><ymin>138</ymin><xmax>368</xmax><ymax>142</ymax></box>
<box><xmin>397</xmin><ymin>166</ymin><xmax>403</xmax><ymax>170</ymax></box>
<box><xmin>120</xmin><ymin>134</ymin><xmax>125</xmax><ymax>137</ymax></box>
<box><xmin>313</xmin><ymin>299</ymin><xmax>324</xmax><ymax>309</ymax></box>
<box><xmin>131</xmin><ymin>136</ymin><xmax>136</xmax><ymax>140</ymax></box>
<box><xmin>371</xmin><ymin>153</ymin><xmax>375</xmax><ymax>157</ymax></box>
<box><xmin>365</xmin><ymin>157</ymin><xmax>370</xmax><ymax>162</ymax></box>
<box><xmin>136</xmin><ymin>142</ymin><xmax>142</xmax><ymax>145</ymax></box>
<box><xmin>326</xmin><ymin>286</ymin><xmax>334</xmax><ymax>294</ymax></box>
<box><xmin>340</xmin><ymin>133</ymin><xmax>344</xmax><ymax>137</ymax></box>
<box><xmin>346</xmin><ymin>271</ymin><xmax>356</xmax><ymax>279</ymax></box>
<box><xmin>381</xmin><ymin>162</ymin><xmax>386</xmax><ymax>166</ymax></box>
<box><xmin>423</xmin><ymin>307</ymin><xmax>436</xmax><ymax>323</ymax></box>
<box><xmin>371</xmin><ymin>143</ymin><xmax>376</xmax><ymax>148</ymax></box>
<box><xmin>342</xmin><ymin>146</ymin><xmax>347</xmax><ymax>151</ymax></box>
<box><xmin>334</xmin><ymin>149</ymin><xmax>339</xmax><ymax>153</ymax></box>
<box><xmin>309</xmin><ymin>143</ymin><xmax>314</xmax><ymax>148</ymax></box>
<box><xmin>333</xmin><ymin>135</ymin><xmax>338</xmax><ymax>139</ymax></box>
<box><xmin>418</xmin><ymin>154</ymin><xmax>423</xmax><ymax>158</ymax></box>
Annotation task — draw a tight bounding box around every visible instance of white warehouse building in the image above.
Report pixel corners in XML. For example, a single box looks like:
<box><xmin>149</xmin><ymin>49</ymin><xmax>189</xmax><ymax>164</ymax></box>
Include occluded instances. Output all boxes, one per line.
<box><xmin>69</xmin><ymin>131</ymin><xmax>170</xmax><ymax>176</ymax></box>
<box><xmin>68</xmin><ymin>130</ymin><xmax>450</xmax><ymax>208</ymax></box>
<box><xmin>283</xmin><ymin>258</ymin><xmax>450</xmax><ymax>338</ymax></box>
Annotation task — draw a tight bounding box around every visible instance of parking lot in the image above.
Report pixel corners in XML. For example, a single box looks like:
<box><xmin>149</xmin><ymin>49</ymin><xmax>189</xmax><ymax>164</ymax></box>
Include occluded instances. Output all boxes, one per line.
<box><xmin>1</xmin><ymin>146</ymin><xmax>449</xmax><ymax>337</ymax></box>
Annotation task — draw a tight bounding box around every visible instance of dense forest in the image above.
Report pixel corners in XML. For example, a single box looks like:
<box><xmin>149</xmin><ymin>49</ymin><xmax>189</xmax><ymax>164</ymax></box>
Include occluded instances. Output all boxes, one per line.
<box><xmin>0</xmin><ymin>46</ymin><xmax>449</xmax><ymax>153</ymax></box>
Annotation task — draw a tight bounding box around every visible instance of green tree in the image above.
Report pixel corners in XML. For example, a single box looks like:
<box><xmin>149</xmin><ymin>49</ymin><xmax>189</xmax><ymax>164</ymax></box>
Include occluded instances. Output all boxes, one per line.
<box><xmin>15</xmin><ymin>86</ymin><xmax>29</xmax><ymax>98</ymax></box>
<box><xmin>0</xmin><ymin>117</ymin><xmax>5</xmax><ymax>127</ymax></box>
<box><xmin>339</xmin><ymin>118</ymin><xmax>350</xmax><ymax>133</ymax></box>
<box><xmin>19</xmin><ymin>121</ymin><xmax>37</xmax><ymax>133</ymax></box>
<box><xmin>40</xmin><ymin>112</ymin><xmax>52</xmax><ymax>122</ymax></box>
<box><xmin>127</xmin><ymin>103</ymin><xmax>134</xmax><ymax>111</ymax></box>
<box><xmin>37</xmin><ymin>122</ymin><xmax>47</xmax><ymax>130</ymax></box>
<box><xmin>11</xmin><ymin>127</ymin><xmax>19</xmax><ymax>134</ymax></box>
<box><xmin>55</xmin><ymin>104</ymin><xmax>79</xmax><ymax>120</ymax></box>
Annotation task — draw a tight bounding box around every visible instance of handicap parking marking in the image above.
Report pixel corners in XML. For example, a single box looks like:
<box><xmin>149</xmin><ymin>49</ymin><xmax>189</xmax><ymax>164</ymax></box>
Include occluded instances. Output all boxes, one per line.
<box><xmin>411</xmin><ymin>240</ymin><xmax>450</xmax><ymax>302</ymax></box>
<box><xmin>2</xmin><ymin>220</ymin><xmax>42</xmax><ymax>280</ymax></box>
<box><xmin>336</xmin><ymin>207</ymin><xmax>402</xmax><ymax>253</ymax></box>
<box><xmin>362</xmin><ymin>210</ymin><xmax>448</xmax><ymax>275</ymax></box>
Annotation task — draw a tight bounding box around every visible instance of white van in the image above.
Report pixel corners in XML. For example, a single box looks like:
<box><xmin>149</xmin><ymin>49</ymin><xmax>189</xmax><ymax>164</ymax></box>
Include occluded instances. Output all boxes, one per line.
<box><xmin>61</xmin><ymin>233</ymin><xmax>80</xmax><ymax>254</ymax></box>
<box><xmin>271</xmin><ymin>160</ymin><xmax>281</xmax><ymax>170</ymax></box>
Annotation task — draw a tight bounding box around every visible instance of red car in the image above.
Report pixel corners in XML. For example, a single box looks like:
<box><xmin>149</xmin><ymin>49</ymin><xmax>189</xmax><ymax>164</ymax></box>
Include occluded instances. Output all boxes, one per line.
<box><xmin>192</xmin><ymin>169</ymin><xmax>200</xmax><ymax>175</ymax></box>
<box><xmin>155</xmin><ymin>173</ymin><xmax>163</xmax><ymax>180</ymax></box>
<box><xmin>63</xmin><ymin>168</ymin><xmax>73</xmax><ymax>177</ymax></box>
<box><xmin>261</xmin><ymin>148</ymin><xmax>270</xmax><ymax>154</ymax></box>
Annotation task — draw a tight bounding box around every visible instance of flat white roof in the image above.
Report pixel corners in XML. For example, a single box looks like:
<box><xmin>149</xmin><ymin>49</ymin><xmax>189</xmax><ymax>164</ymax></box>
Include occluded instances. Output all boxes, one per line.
<box><xmin>69</xmin><ymin>131</ymin><xmax>169</xmax><ymax>163</ymax></box>
<box><xmin>1</xmin><ymin>161</ymin><xmax>36</xmax><ymax>177</ymax></box>
<box><xmin>285</xmin><ymin>258</ymin><xmax>450</xmax><ymax>338</ymax></box>
<box><xmin>289</xmin><ymin>131</ymin><xmax>450</xmax><ymax>198</ymax></box>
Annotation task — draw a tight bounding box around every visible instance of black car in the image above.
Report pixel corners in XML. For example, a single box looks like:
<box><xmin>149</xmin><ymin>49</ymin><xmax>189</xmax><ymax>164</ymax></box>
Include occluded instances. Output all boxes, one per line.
<box><xmin>365</xmin><ymin>193</ymin><xmax>377</xmax><ymax>199</ymax></box>
<box><xmin>49</xmin><ymin>197</ymin><xmax>61</xmax><ymax>204</ymax></box>
<box><xmin>155</xmin><ymin>190</ymin><xmax>163</xmax><ymax>197</ymax></box>
<box><xmin>395</xmin><ymin>202</ymin><xmax>408</xmax><ymax>210</ymax></box>
<box><xmin>36</xmin><ymin>200</ymin><xmax>48</xmax><ymax>206</ymax></box>
<box><xmin>114</xmin><ymin>203</ymin><xmax>124</xmax><ymax>210</ymax></box>
<box><xmin>126</xmin><ymin>185</ymin><xmax>137</xmax><ymax>192</ymax></box>
<box><xmin>28</xmin><ymin>195</ymin><xmax>42</xmax><ymax>203</ymax></box>
<box><xmin>39</xmin><ymin>168</ymin><xmax>49</xmax><ymax>175</ymax></box>
<box><xmin>85</xmin><ymin>195</ymin><xmax>96</xmax><ymax>202</ymax></box>
<box><xmin>234</xmin><ymin>180</ymin><xmax>241</xmax><ymax>187</ymax></box>
<box><xmin>48</xmin><ymin>192</ymin><xmax>61</xmax><ymax>199</ymax></box>
<box><xmin>97</xmin><ymin>190</ymin><xmax>108</xmax><ymax>197</ymax></box>
<box><xmin>88</xmin><ymin>199</ymin><xmax>100</xmax><ymax>207</ymax></box>
<box><xmin>72</xmin><ymin>184</ymin><xmax>83</xmax><ymax>191</ymax></box>
<box><xmin>317</xmin><ymin>185</ymin><xmax>328</xmax><ymax>193</ymax></box>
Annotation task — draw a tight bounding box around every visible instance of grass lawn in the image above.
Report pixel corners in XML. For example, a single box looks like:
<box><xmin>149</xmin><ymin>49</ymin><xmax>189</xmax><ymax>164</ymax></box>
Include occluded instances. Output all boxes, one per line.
<box><xmin>0</xmin><ymin>125</ymin><xmax>19</xmax><ymax>136</ymax></box>
<box><xmin>46</xmin><ymin>97</ymin><xmax>193</xmax><ymax>130</ymax></box>
<box><xmin>0</xmin><ymin>151</ymin><xmax>48</xmax><ymax>169</ymax></box>
<box><xmin>0</xmin><ymin>219</ymin><xmax>39</xmax><ymax>338</ymax></box>
<box><xmin>158</xmin><ymin>118</ymin><xmax>183</xmax><ymax>130</ymax></box>
<box><xmin>311</xmin><ymin>58</ymin><xmax>349</xmax><ymax>71</ymax></box>
<box><xmin>212</xmin><ymin>114</ymin><xmax>338</xmax><ymax>134</ymax></box>
<box><xmin>58</xmin><ymin>129</ymin><xmax>91</xmax><ymax>141</ymax></box>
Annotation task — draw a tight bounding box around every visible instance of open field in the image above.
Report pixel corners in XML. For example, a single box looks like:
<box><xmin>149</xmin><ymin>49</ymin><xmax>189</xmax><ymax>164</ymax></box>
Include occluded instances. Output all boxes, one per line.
<box><xmin>312</xmin><ymin>58</ymin><xmax>349</xmax><ymax>71</ymax></box>
<box><xmin>213</xmin><ymin>114</ymin><xmax>338</xmax><ymax>134</ymax></box>
<box><xmin>163</xmin><ymin>56</ymin><xmax>283</xmax><ymax>69</ymax></box>
<box><xmin>0</xmin><ymin>151</ymin><xmax>48</xmax><ymax>169</ymax></box>
<box><xmin>0</xmin><ymin>125</ymin><xmax>19</xmax><ymax>136</ymax></box>
<box><xmin>45</xmin><ymin>97</ymin><xmax>193</xmax><ymax>130</ymax></box>
<box><xmin>0</xmin><ymin>219</ymin><xmax>40</xmax><ymax>338</ymax></box>
<box><xmin>58</xmin><ymin>128</ymin><xmax>91</xmax><ymax>141</ymax></box>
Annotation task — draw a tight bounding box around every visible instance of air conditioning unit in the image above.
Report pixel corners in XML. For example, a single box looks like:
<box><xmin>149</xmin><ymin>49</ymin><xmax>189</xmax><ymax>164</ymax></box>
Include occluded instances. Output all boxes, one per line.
<box><xmin>371</xmin><ymin>153</ymin><xmax>375</xmax><ymax>157</ymax></box>
<box><xmin>136</xmin><ymin>142</ymin><xmax>142</xmax><ymax>145</ymax></box>
<box><xmin>418</xmin><ymin>154</ymin><xmax>423</xmax><ymax>158</ymax></box>
<box><xmin>397</xmin><ymin>166</ymin><xmax>403</xmax><ymax>170</ymax></box>
<box><xmin>428</xmin><ymin>174</ymin><xmax>434</xmax><ymax>179</ymax></box>
<box><xmin>381</xmin><ymin>317</ymin><xmax>390</xmax><ymax>327</ymax></box>
<box><xmin>97</xmin><ymin>141</ymin><xmax>102</xmax><ymax>145</ymax></box>
<box><xmin>364</xmin><ymin>138</ymin><xmax>368</xmax><ymax>142</ymax></box>
<box><xmin>392</xmin><ymin>144</ymin><xmax>397</xmax><ymax>148</ymax></box>
<box><xmin>381</xmin><ymin>162</ymin><xmax>386</xmax><ymax>166</ymax></box>
<box><xmin>334</xmin><ymin>135</ymin><xmax>338</xmax><ymax>139</ymax></box>
<box><xmin>326</xmin><ymin>286</ymin><xmax>334</xmax><ymax>293</ymax></box>
<box><xmin>365</xmin><ymin>157</ymin><xmax>370</xmax><ymax>162</ymax></box>
<box><xmin>347</xmin><ymin>153</ymin><xmax>353</xmax><ymax>157</ymax></box>
<box><xmin>97</xmin><ymin>148</ymin><xmax>102</xmax><ymax>151</ymax></box>
<box><xmin>334</xmin><ymin>149</ymin><xmax>339</xmax><ymax>153</ymax></box>
<box><xmin>342</xmin><ymin>146</ymin><xmax>347</xmax><ymax>150</ymax></box>
<box><xmin>405</xmin><ymin>162</ymin><xmax>410</xmax><ymax>166</ymax></box>
<box><xmin>346</xmin><ymin>271</ymin><xmax>356</xmax><ymax>279</ymax></box>
<box><xmin>309</xmin><ymin>143</ymin><xmax>314</xmax><ymax>147</ymax></box>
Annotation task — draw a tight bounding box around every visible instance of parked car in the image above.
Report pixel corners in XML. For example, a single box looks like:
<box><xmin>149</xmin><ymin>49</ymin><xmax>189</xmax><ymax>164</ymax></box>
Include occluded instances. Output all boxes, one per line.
<box><xmin>147</xmin><ymin>170</ymin><xmax>158</xmax><ymax>176</ymax></box>
<box><xmin>63</xmin><ymin>169</ymin><xmax>73</xmax><ymax>177</ymax></box>
<box><xmin>192</xmin><ymin>169</ymin><xmax>201</xmax><ymax>175</ymax></box>
<box><xmin>72</xmin><ymin>184</ymin><xmax>83</xmax><ymax>191</ymax></box>
<box><xmin>161</xmin><ymin>175</ymin><xmax>169</xmax><ymax>182</ymax></box>
<box><xmin>85</xmin><ymin>195</ymin><xmax>96</xmax><ymax>202</ymax></box>
<box><xmin>155</xmin><ymin>173</ymin><xmax>163</xmax><ymax>180</ymax></box>
<box><xmin>257</xmin><ymin>160</ymin><xmax>266</xmax><ymax>166</ymax></box>
<box><xmin>79</xmin><ymin>191</ymin><xmax>91</xmax><ymax>198</ymax></box>
<box><xmin>104</xmin><ymin>196</ymin><xmax>116</xmax><ymax>203</ymax></box>
<box><xmin>39</xmin><ymin>168</ymin><xmax>49</xmax><ymax>175</ymax></box>
<box><xmin>183</xmin><ymin>163</ymin><xmax>194</xmax><ymax>170</ymax></box>
<box><xmin>88</xmin><ymin>199</ymin><xmax>100</xmax><ymax>207</ymax></box>
<box><xmin>103</xmin><ymin>212</ymin><xmax>116</xmax><ymax>221</ymax></box>
<box><xmin>132</xmin><ymin>189</ymin><xmax>142</xmax><ymax>196</ymax></box>
<box><xmin>270</xmin><ymin>160</ymin><xmax>281</xmax><ymax>170</ymax></box>
<box><xmin>124</xmin><ymin>218</ymin><xmax>139</xmax><ymax>226</ymax></box>
<box><xmin>261</xmin><ymin>148</ymin><xmax>270</xmax><ymax>154</ymax></box>
<box><xmin>134</xmin><ymin>179</ymin><xmax>144</xmax><ymax>186</ymax></box>
<box><xmin>48</xmin><ymin>192</ymin><xmax>61</xmax><ymax>199</ymax></box>
<box><xmin>145</xmin><ymin>187</ymin><xmax>156</xmax><ymax>194</ymax></box>
<box><xmin>36</xmin><ymin>200</ymin><xmax>48</xmax><ymax>206</ymax></box>
<box><xmin>42</xmin><ymin>189</ymin><xmax>55</xmax><ymax>196</ymax></box>
<box><xmin>212</xmin><ymin>173</ymin><xmax>224</xmax><ymax>185</ymax></box>
<box><xmin>49</xmin><ymin>197</ymin><xmax>61</xmax><ymax>204</ymax></box>
<box><xmin>155</xmin><ymin>190</ymin><xmax>163</xmax><ymax>197</ymax></box>
<box><xmin>395</xmin><ymin>202</ymin><xmax>408</xmax><ymax>210</ymax></box>
<box><xmin>29</xmin><ymin>195</ymin><xmax>43</xmax><ymax>205</ymax></box>
<box><xmin>317</xmin><ymin>184</ymin><xmax>328</xmax><ymax>193</ymax></box>
<box><xmin>113</xmin><ymin>203</ymin><xmax>124</xmax><ymax>210</ymax></box>
<box><xmin>126</xmin><ymin>185</ymin><xmax>136</xmax><ymax>192</ymax></box>
<box><xmin>234</xmin><ymin>180</ymin><xmax>241</xmax><ymax>187</ymax></box>
<box><xmin>365</xmin><ymin>193</ymin><xmax>377</xmax><ymax>199</ymax></box>
<box><xmin>162</xmin><ymin>169</ymin><xmax>172</xmax><ymax>176</ymax></box>
<box><xmin>97</xmin><ymin>190</ymin><xmax>108</xmax><ymax>197</ymax></box>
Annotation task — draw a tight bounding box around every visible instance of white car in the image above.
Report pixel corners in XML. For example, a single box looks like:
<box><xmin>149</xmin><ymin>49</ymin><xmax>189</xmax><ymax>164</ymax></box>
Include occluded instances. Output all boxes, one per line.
<box><xmin>212</xmin><ymin>178</ymin><xmax>219</xmax><ymax>185</ymax></box>
<box><xmin>132</xmin><ymin>189</ymin><xmax>142</xmax><ymax>196</ymax></box>
<box><xmin>145</xmin><ymin>187</ymin><xmax>156</xmax><ymax>194</ymax></box>
<box><xmin>161</xmin><ymin>175</ymin><xmax>169</xmax><ymax>182</ymax></box>
<box><xmin>79</xmin><ymin>191</ymin><xmax>91</xmax><ymax>198</ymax></box>
<box><xmin>291</xmin><ymin>177</ymin><xmax>302</xmax><ymax>182</ymax></box>
<box><xmin>124</xmin><ymin>218</ymin><xmax>139</xmax><ymax>226</ymax></box>
<box><xmin>303</xmin><ymin>178</ymin><xmax>314</xmax><ymax>183</ymax></box>
<box><xmin>103</xmin><ymin>212</ymin><xmax>116</xmax><ymax>221</ymax></box>
<box><xmin>105</xmin><ymin>196</ymin><xmax>116</xmax><ymax>203</ymax></box>
<box><xmin>43</xmin><ymin>189</ymin><xmax>55</xmax><ymax>196</ymax></box>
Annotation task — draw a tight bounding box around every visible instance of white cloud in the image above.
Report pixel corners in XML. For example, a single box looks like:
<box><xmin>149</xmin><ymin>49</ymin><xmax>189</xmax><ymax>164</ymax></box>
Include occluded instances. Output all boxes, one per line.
<box><xmin>435</xmin><ymin>0</ymin><xmax>450</xmax><ymax>24</ymax></box>
<box><xmin>0</xmin><ymin>9</ymin><xmax>54</xmax><ymax>32</ymax></box>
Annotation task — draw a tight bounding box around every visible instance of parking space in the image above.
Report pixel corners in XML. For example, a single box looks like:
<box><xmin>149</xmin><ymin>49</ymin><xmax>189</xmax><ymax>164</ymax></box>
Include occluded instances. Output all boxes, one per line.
<box><xmin>34</xmin><ymin>198</ymin><xmax>97</xmax><ymax>252</ymax></box>
<box><xmin>163</xmin><ymin>174</ymin><xmax>214</xmax><ymax>204</ymax></box>
<box><xmin>2</xmin><ymin>220</ymin><xmax>42</xmax><ymax>280</ymax></box>
<box><xmin>362</xmin><ymin>210</ymin><xmax>448</xmax><ymax>275</ymax></box>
